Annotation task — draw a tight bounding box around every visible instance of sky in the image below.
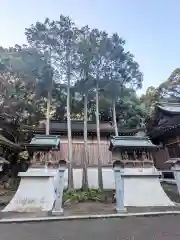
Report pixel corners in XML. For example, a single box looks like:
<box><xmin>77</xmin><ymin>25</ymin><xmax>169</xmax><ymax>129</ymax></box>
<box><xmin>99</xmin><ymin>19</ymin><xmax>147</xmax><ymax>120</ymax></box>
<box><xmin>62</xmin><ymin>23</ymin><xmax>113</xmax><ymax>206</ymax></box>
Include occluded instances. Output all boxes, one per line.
<box><xmin>0</xmin><ymin>0</ymin><xmax>180</xmax><ymax>94</ymax></box>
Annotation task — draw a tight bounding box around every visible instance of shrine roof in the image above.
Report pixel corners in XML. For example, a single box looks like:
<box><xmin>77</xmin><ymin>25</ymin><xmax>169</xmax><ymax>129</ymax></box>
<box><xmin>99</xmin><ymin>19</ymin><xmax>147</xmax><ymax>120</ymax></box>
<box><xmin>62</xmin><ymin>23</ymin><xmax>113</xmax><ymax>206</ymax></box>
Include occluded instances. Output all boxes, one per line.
<box><xmin>156</xmin><ymin>102</ymin><xmax>180</xmax><ymax>115</ymax></box>
<box><xmin>146</xmin><ymin>102</ymin><xmax>180</xmax><ymax>140</ymax></box>
<box><xmin>21</xmin><ymin>121</ymin><xmax>146</xmax><ymax>136</ymax></box>
<box><xmin>38</xmin><ymin>120</ymin><xmax>114</xmax><ymax>133</ymax></box>
<box><xmin>24</xmin><ymin>135</ymin><xmax>60</xmax><ymax>151</ymax></box>
<box><xmin>0</xmin><ymin>134</ymin><xmax>21</xmax><ymax>150</ymax></box>
<box><xmin>109</xmin><ymin>136</ymin><xmax>157</xmax><ymax>151</ymax></box>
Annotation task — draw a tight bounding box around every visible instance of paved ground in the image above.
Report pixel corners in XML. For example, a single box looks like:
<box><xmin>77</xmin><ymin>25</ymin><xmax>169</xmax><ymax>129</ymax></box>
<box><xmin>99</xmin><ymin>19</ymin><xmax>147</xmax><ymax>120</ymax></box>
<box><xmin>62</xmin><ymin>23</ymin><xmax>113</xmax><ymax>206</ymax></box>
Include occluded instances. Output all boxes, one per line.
<box><xmin>0</xmin><ymin>215</ymin><xmax>180</xmax><ymax>240</ymax></box>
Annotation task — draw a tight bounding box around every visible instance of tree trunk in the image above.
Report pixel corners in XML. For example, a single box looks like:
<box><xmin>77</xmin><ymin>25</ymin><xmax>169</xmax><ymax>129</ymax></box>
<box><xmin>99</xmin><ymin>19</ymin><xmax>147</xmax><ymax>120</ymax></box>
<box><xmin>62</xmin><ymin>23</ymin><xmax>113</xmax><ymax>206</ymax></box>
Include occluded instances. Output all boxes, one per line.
<box><xmin>112</xmin><ymin>98</ymin><xmax>118</xmax><ymax>136</ymax></box>
<box><xmin>66</xmin><ymin>51</ymin><xmax>73</xmax><ymax>190</ymax></box>
<box><xmin>83</xmin><ymin>93</ymin><xmax>89</xmax><ymax>190</ymax></box>
<box><xmin>46</xmin><ymin>50</ymin><xmax>52</xmax><ymax>136</ymax></box>
<box><xmin>96</xmin><ymin>82</ymin><xmax>103</xmax><ymax>190</ymax></box>
<box><xmin>46</xmin><ymin>90</ymin><xmax>52</xmax><ymax>135</ymax></box>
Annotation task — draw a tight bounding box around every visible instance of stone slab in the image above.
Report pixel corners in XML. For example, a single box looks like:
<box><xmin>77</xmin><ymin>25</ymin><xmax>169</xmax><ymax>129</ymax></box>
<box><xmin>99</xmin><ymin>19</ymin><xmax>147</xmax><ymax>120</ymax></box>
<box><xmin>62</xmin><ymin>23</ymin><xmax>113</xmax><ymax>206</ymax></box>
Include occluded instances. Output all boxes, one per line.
<box><xmin>18</xmin><ymin>172</ymin><xmax>55</xmax><ymax>177</ymax></box>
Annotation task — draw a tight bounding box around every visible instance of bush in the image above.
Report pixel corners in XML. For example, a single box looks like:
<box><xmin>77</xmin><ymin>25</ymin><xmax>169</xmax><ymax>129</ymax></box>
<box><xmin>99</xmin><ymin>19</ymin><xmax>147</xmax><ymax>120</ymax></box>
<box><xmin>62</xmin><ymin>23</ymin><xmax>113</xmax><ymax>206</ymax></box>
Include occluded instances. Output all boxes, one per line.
<box><xmin>63</xmin><ymin>189</ymin><xmax>102</xmax><ymax>203</ymax></box>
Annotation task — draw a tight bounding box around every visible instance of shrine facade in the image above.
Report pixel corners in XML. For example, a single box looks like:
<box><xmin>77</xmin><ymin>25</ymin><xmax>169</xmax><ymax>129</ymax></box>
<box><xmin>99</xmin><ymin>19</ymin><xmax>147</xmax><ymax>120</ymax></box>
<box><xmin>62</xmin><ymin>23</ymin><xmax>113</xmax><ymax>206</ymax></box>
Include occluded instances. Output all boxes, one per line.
<box><xmin>109</xmin><ymin>135</ymin><xmax>157</xmax><ymax>168</ymax></box>
<box><xmin>24</xmin><ymin>135</ymin><xmax>61</xmax><ymax>169</ymax></box>
<box><xmin>147</xmin><ymin>102</ymin><xmax>180</xmax><ymax>170</ymax></box>
<box><xmin>22</xmin><ymin>120</ymin><xmax>146</xmax><ymax>167</ymax></box>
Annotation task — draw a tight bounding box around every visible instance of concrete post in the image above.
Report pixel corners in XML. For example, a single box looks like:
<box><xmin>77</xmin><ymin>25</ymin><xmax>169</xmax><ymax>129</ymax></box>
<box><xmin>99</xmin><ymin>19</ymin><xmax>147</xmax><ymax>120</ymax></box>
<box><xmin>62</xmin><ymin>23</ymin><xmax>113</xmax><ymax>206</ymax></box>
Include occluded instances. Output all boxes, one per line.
<box><xmin>52</xmin><ymin>160</ymin><xmax>66</xmax><ymax>215</ymax></box>
<box><xmin>113</xmin><ymin>161</ymin><xmax>126</xmax><ymax>213</ymax></box>
<box><xmin>166</xmin><ymin>158</ymin><xmax>180</xmax><ymax>196</ymax></box>
<box><xmin>172</xmin><ymin>163</ymin><xmax>180</xmax><ymax>195</ymax></box>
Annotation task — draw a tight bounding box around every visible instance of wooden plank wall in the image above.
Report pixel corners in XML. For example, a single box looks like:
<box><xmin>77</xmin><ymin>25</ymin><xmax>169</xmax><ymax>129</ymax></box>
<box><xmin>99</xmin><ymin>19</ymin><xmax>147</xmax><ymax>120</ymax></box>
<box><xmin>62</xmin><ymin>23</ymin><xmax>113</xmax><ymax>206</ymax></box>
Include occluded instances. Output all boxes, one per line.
<box><xmin>152</xmin><ymin>148</ymin><xmax>170</xmax><ymax>170</ymax></box>
<box><xmin>58</xmin><ymin>137</ymin><xmax>112</xmax><ymax>167</ymax></box>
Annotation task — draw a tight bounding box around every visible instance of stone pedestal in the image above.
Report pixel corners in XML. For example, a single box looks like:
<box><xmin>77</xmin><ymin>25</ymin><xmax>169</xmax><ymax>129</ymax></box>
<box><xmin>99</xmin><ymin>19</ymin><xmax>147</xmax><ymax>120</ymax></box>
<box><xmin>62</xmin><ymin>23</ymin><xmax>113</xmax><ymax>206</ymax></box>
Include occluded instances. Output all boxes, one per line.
<box><xmin>172</xmin><ymin>165</ymin><xmax>180</xmax><ymax>195</ymax></box>
<box><xmin>3</xmin><ymin>159</ymin><xmax>67</xmax><ymax>214</ymax></box>
<box><xmin>2</xmin><ymin>171</ymin><xmax>55</xmax><ymax>212</ymax></box>
<box><xmin>166</xmin><ymin>158</ymin><xmax>180</xmax><ymax>195</ymax></box>
<box><xmin>121</xmin><ymin>168</ymin><xmax>174</xmax><ymax>207</ymax></box>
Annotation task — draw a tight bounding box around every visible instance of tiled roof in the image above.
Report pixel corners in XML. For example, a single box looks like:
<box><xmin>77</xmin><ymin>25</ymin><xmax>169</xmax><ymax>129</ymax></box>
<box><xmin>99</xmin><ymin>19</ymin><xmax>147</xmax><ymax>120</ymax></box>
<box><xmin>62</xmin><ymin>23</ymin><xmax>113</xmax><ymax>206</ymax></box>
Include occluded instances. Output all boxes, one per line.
<box><xmin>44</xmin><ymin>121</ymin><xmax>114</xmax><ymax>132</ymax></box>
<box><xmin>157</xmin><ymin>102</ymin><xmax>180</xmax><ymax>114</ymax></box>
<box><xmin>0</xmin><ymin>134</ymin><xmax>21</xmax><ymax>150</ymax></box>
<box><xmin>109</xmin><ymin>136</ymin><xmax>157</xmax><ymax>150</ymax></box>
<box><xmin>24</xmin><ymin>135</ymin><xmax>60</xmax><ymax>150</ymax></box>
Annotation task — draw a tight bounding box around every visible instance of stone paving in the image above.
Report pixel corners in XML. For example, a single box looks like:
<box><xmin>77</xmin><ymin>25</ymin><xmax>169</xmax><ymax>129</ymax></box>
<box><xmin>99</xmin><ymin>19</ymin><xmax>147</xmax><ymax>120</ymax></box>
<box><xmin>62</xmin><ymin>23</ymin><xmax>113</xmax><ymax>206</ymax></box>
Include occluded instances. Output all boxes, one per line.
<box><xmin>0</xmin><ymin>215</ymin><xmax>180</xmax><ymax>240</ymax></box>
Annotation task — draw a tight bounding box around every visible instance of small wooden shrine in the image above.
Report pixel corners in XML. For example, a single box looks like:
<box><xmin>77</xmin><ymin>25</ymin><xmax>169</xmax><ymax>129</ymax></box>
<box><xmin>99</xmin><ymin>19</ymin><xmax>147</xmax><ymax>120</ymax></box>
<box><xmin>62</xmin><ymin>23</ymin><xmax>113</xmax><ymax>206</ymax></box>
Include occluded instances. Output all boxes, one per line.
<box><xmin>24</xmin><ymin>135</ymin><xmax>61</xmax><ymax>169</ymax></box>
<box><xmin>147</xmin><ymin>102</ymin><xmax>180</xmax><ymax>170</ymax></box>
<box><xmin>109</xmin><ymin>136</ymin><xmax>158</xmax><ymax>168</ymax></box>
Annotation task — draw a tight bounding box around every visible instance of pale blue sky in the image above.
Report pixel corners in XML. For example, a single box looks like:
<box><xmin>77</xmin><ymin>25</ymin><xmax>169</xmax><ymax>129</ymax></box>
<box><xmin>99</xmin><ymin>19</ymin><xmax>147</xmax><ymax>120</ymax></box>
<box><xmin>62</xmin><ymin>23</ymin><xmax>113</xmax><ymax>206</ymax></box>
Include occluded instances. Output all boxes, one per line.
<box><xmin>1</xmin><ymin>0</ymin><xmax>179</xmax><ymax>94</ymax></box>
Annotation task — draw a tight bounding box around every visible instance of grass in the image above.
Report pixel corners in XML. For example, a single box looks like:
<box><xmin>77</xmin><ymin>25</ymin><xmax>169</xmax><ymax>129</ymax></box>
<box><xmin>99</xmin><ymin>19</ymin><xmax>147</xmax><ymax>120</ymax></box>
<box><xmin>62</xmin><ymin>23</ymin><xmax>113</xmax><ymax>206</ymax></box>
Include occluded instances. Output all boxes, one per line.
<box><xmin>63</xmin><ymin>189</ymin><xmax>112</xmax><ymax>203</ymax></box>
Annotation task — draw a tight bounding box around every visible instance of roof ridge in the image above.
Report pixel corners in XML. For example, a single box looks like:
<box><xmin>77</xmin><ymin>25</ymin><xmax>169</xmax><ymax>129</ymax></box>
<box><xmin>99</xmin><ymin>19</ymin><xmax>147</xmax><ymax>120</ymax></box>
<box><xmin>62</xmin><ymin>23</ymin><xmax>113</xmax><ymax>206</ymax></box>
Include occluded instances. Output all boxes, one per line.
<box><xmin>112</xmin><ymin>136</ymin><xmax>149</xmax><ymax>140</ymax></box>
<box><xmin>33</xmin><ymin>135</ymin><xmax>60</xmax><ymax>139</ymax></box>
<box><xmin>158</xmin><ymin>102</ymin><xmax>180</xmax><ymax>107</ymax></box>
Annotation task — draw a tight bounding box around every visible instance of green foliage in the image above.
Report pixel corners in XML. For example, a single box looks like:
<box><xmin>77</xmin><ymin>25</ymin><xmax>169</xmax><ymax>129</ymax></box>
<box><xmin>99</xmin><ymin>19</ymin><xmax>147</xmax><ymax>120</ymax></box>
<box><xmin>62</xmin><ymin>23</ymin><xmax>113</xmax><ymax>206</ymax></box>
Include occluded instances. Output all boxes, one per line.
<box><xmin>0</xmin><ymin>13</ymin><xmax>146</xmax><ymax>132</ymax></box>
<box><xmin>157</xmin><ymin>68</ymin><xmax>180</xmax><ymax>101</ymax></box>
<box><xmin>1</xmin><ymin>13</ymin><xmax>179</xmax><ymax>133</ymax></box>
<box><xmin>0</xmin><ymin>45</ymin><xmax>54</xmax><ymax>127</ymax></box>
<box><xmin>63</xmin><ymin>189</ymin><xmax>102</xmax><ymax>202</ymax></box>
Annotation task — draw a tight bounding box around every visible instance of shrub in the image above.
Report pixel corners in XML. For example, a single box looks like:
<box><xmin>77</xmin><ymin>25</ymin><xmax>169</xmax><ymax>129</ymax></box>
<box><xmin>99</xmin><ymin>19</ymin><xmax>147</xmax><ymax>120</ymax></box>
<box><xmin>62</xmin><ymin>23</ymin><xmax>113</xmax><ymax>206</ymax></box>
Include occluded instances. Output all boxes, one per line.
<box><xmin>63</xmin><ymin>189</ymin><xmax>102</xmax><ymax>203</ymax></box>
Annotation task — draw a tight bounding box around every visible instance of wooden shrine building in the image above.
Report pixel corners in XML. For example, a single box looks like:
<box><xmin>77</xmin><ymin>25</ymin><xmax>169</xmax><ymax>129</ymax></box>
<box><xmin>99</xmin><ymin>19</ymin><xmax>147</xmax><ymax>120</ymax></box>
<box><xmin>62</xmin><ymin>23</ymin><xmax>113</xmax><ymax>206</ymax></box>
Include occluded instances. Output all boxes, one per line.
<box><xmin>24</xmin><ymin>135</ymin><xmax>60</xmax><ymax>168</ymax></box>
<box><xmin>109</xmin><ymin>136</ymin><xmax>157</xmax><ymax>168</ymax></box>
<box><xmin>22</xmin><ymin>120</ymin><xmax>146</xmax><ymax>167</ymax></box>
<box><xmin>147</xmin><ymin>102</ymin><xmax>180</xmax><ymax>170</ymax></box>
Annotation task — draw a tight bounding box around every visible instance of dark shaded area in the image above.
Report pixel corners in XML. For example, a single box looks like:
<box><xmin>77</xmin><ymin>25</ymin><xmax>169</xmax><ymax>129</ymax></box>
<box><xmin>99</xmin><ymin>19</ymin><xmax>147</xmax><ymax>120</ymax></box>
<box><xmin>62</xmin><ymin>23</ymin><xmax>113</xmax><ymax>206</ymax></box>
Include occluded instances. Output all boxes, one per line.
<box><xmin>162</xmin><ymin>183</ymin><xmax>180</xmax><ymax>203</ymax></box>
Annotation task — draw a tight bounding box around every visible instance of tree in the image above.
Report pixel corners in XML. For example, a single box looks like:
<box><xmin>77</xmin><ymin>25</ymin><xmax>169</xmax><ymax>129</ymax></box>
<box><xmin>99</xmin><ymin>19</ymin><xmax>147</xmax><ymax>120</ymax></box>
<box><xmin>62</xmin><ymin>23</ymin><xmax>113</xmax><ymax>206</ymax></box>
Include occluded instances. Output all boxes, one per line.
<box><xmin>26</xmin><ymin>15</ymin><xmax>80</xmax><ymax>189</ymax></box>
<box><xmin>117</xmin><ymin>90</ymin><xmax>145</xmax><ymax>129</ymax></box>
<box><xmin>101</xmin><ymin>33</ymin><xmax>143</xmax><ymax>135</ymax></box>
<box><xmin>25</xmin><ymin>19</ymin><xmax>59</xmax><ymax>135</ymax></box>
<box><xmin>96</xmin><ymin>88</ymin><xmax>145</xmax><ymax>129</ymax></box>
<box><xmin>0</xmin><ymin>13</ymin><xmax>147</xmax><ymax>189</ymax></box>
<box><xmin>74</xmin><ymin>26</ymin><xmax>96</xmax><ymax>189</ymax></box>
<box><xmin>85</xmin><ymin>29</ymin><xmax>111</xmax><ymax>190</ymax></box>
<box><xmin>157</xmin><ymin>68</ymin><xmax>180</xmax><ymax>101</ymax></box>
<box><xmin>74</xmin><ymin>81</ymin><xmax>90</xmax><ymax>190</ymax></box>
<box><xmin>74</xmin><ymin>28</ymin><xmax>143</xmax><ymax>189</ymax></box>
<box><xmin>140</xmin><ymin>86</ymin><xmax>159</xmax><ymax>118</ymax></box>
<box><xmin>56</xmin><ymin>16</ymin><xmax>80</xmax><ymax>189</ymax></box>
<box><xmin>0</xmin><ymin>46</ymin><xmax>51</xmax><ymax>128</ymax></box>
